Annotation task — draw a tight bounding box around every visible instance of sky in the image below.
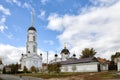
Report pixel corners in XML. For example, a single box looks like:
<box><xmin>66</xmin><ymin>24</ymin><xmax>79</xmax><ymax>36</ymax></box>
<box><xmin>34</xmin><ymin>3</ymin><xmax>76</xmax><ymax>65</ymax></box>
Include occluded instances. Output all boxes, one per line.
<box><xmin>0</xmin><ymin>0</ymin><xmax>120</xmax><ymax>64</ymax></box>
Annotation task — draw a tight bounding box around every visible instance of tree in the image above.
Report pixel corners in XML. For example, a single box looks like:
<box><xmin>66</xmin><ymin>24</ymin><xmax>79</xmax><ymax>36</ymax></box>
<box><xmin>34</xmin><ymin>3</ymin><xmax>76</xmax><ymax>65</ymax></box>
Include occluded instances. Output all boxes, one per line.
<box><xmin>55</xmin><ymin>62</ymin><xmax>61</xmax><ymax>73</ymax></box>
<box><xmin>23</xmin><ymin>66</ymin><xmax>28</xmax><ymax>73</ymax></box>
<box><xmin>8</xmin><ymin>63</ymin><xmax>19</xmax><ymax>74</ymax></box>
<box><xmin>48</xmin><ymin>62</ymin><xmax>61</xmax><ymax>73</ymax></box>
<box><xmin>48</xmin><ymin>64</ymin><xmax>54</xmax><ymax>73</ymax></box>
<box><xmin>80</xmin><ymin>48</ymin><xmax>96</xmax><ymax>58</ymax></box>
<box><xmin>30</xmin><ymin>66</ymin><xmax>36</xmax><ymax>73</ymax></box>
<box><xmin>108</xmin><ymin>61</ymin><xmax>117</xmax><ymax>70</ymax></box>
<box><xmin>2</xmin><ymin>67</ymin><xmax>6</xmax><ymax>74</ymax></box>
<box><xmin>111</xmin><ymin>52</ymin><xmax>120</xmax><ymax>61</ymax></box>
<box><xmin>14</xmin><ymin>63</ymin><xmax>19</xmax><ymax>74</ymax></box>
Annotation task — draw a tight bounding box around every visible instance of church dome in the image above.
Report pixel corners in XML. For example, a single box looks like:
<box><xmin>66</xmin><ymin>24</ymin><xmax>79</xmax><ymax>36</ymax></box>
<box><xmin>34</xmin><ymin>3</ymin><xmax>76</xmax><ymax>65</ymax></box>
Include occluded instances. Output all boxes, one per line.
<box><xmin>73</xmin><ymin>54</ymin><xmax>76</xmax><ymax>57</ymax></box>
<box><xmin>28</xmin><ymin>26</ymin><xmax>36</xmax><ymax>31</ymax></box>
<box><xmin>60</xmin><ymin>44</ymin><xmax>70</xmax><ymax>54</ymax></box>
<box><xmin>61</xmin><ymin>48</ymin><xmax>70</xmax><ymax>54</ymax></box>
<box><xmin>55</xmin><ymin>54</ymin><xmax>58</xmax><ymax>57</ymax></box>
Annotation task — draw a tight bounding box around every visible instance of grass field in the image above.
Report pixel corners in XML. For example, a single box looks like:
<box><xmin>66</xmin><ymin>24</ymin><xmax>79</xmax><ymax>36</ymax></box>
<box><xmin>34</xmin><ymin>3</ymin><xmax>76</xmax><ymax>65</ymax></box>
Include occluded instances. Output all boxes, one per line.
<box><xmin>16</xmin><ymin>71</ymin><xmax>120</xmax><ymax>80</ymax></box>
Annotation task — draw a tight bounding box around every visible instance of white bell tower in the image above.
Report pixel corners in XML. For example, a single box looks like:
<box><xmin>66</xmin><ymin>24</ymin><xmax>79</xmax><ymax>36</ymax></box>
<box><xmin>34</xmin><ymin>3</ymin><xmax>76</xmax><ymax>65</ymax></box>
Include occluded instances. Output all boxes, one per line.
<box><xmin>20</xmin><ymin>10</ymin><xmax>42</xmax><ymax>71</ymax></box>
<box><xmin>26</xmin><ymin>10</ymin><xmax>37</xmax><ymax>55</ymax></box>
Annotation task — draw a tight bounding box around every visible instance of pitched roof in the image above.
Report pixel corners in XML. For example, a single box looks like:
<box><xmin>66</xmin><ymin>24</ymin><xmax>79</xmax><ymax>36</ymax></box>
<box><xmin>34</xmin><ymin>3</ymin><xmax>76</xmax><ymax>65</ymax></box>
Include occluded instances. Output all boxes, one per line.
<box><xmin>97</xmin><ymin>57</ymin><xmax>108</xmax><ymax>64</ymax></box>
<box><xmin>60</xmin><ymin>57</ymin><xmax>98</xmax><ymax>65</ymax></box>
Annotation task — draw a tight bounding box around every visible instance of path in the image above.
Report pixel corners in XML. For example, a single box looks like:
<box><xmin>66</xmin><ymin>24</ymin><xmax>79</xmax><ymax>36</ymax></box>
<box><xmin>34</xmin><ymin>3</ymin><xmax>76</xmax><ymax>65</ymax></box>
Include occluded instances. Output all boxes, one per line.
<box><xmin>0</xmin><ymin>74</ymin><xmax>43</xmax><ymax>80</ymax></box>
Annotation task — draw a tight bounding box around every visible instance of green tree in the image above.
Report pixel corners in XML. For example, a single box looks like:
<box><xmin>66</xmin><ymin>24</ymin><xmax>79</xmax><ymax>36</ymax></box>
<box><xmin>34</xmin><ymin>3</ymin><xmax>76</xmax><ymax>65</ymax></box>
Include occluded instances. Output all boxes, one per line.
<box><xmin>111</xmin><ymin>52</ymin><xmax>120</xmax><ymax>61</ymax></box>
<box><xmin>7</xmin><ymin>63</ymin><xmax>19</xmax><ymax>74</ymax></box>
<box><xmin>30</xmin><ymin>66</ymin><xmax>36</xmax><ymax>73</ymax></box>
<box><xmin>55</xmin><ymin>62</ymin><xmax>61</xmax><ymax>73</ymax></box>
<box><xmin>80</xmin><ymin>48</ymin><xmax>96</xmax><ymax>58</ymax></box>
<box><xmin>2</xmin><ymin>67</ymin><xmax>6</xmax><ymax>74</ymax></box>
<box><xmin>48</xmin><ymin>62</ymin><xmax>61</xmax><ymax>73</ymax></box>
<box><xmin>14</xmin><ymin>63</ymin><xmax>18</xmax><ymax>74</ymax></box>
<box><xmin>48</xmin><ymin>64</ymin><xmax>54</xmax><ymax>73</ymax></box>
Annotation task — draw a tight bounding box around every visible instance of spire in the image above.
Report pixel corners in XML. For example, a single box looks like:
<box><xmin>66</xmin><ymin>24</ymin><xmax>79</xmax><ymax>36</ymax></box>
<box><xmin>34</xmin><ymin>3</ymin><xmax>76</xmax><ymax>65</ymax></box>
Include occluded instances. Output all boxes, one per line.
<box><xmin>28</xmin><ymin>9</ymin><xmax>36</xmax><ymax>31</ymax></box>
<box><xmin>31</xmin><ymin>9</ymin><xmax>34</xmax><ymax>27</ymax></box>
<box><xmin>64</xmin><ymin>43</ymin><xmax>66</xmax><ymax>49</ymax></box>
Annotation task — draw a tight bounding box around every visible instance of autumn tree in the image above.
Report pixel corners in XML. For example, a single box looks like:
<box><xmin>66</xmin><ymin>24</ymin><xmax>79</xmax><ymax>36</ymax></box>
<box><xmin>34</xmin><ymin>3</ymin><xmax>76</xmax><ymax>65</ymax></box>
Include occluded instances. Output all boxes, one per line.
<box><xmin>30</xmin><ymin>66</ymin><xmax>36</xmax><ymax>73</ymax></box>
<box><xmin>23</xmin><ymin>66</ymin><xmax>28</xmax><ymax>73</ymax></box>
<box><xmin>80</xmin><ymin>48</ymin><xmax>96</xmax><ymax>58</ymax></box>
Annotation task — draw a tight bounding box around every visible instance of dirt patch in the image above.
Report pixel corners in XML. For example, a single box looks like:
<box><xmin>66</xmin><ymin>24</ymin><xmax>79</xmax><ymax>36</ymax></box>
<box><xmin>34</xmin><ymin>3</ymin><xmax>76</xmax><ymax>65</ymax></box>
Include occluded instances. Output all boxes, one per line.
<box><xmin>44</xmin><ymin>72</ymin><xmax>119</xmax><ymax>80</ymax></box>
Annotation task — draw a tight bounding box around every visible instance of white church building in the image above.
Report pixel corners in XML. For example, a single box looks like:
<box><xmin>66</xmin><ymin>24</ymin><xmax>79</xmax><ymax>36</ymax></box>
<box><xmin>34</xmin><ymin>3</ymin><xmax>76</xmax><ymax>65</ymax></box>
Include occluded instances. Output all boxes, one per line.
<box><xmin>50</xmin><ymin>45</ymin><xmax>108</xmax><ymax>72</ymax></box>
<box><xmin>20</xmin><ymin>11</ymin><xmax>42</xmax><ymax>71</ymax></box>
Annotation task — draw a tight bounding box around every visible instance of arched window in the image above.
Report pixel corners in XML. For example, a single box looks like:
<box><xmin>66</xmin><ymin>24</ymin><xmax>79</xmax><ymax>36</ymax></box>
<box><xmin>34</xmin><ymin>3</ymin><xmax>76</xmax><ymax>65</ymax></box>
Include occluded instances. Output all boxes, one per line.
<box><xmin>27</xmin><ymin>45</ymin><xmax>29</xmax><ymax>51</ymax></box>
<box><xmin>33</xmin><ymin>36</ymin><xmax>35</xmax><ymax>41</ymax></box>
<box><xmin>27</xmin><ymin>36</ymin><xmax>29</xmax><ymax>41</ymax></box>
<box><xmin>33</xmin><ymin>45</ymin><xmax>36</xmax><ymax>52</ymax></box>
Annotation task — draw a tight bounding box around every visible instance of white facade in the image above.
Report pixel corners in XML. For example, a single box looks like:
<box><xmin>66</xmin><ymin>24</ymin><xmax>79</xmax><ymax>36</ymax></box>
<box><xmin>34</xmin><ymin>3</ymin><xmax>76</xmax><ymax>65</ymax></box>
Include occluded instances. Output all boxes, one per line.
<box><xmin>20</xmin><ymin>12</ymin><xmax>42</xmax><ymax>71</ymax></box>
<box><xmin>20</xmin><ymin>54</ymin><xmax>42</xmax><ymax>70</ymax></box>
<box><xmin>114</xmin><ymin>57</ymin><xmax>120</xmax><ymax>71</ymax></box>
<box><xmin>115</xmin><ymin>58</ymin><xmax>120</xmax><ymax>71</ymax></box>
<box><xmin>117</xmin><ymin>60</ymin><xmax>120</xmax><ymax>71</ymax></box>
<box><xmin>100</xmin><ymin>63</ymin><xmax>108</xmax><ymax>71</ymax></box>
<box><xmin>61</xmin><ymin>62</ymin><xmax>99</xmax><ymax>72</ymax></box>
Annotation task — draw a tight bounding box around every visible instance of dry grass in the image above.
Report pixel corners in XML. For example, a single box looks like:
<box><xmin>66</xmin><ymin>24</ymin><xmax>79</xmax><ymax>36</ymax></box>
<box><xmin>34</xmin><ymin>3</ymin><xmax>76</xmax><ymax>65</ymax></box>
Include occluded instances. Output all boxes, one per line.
<box><xmin>16</xmin><ymin>71</ymin><xmax>120</xmax><ymax>80</ymax></box>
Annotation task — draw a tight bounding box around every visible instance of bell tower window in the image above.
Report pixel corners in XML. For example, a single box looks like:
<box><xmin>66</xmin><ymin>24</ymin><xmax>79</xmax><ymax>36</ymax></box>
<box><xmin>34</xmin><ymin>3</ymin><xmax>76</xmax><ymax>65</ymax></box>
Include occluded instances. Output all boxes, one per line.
<box><xmin>33</xmin><ymin>36</ymin><xmax>35</xmax><ymax>41</ymax></box>
<box><xmin>27</xmin><ymin>36</ymin><xmax>29</xmax><ymax>41</ymax></box>
<box><xmin>33</xmin><ymin>45</ymin><xmax>36</xmax><ymax>52</ymax></box>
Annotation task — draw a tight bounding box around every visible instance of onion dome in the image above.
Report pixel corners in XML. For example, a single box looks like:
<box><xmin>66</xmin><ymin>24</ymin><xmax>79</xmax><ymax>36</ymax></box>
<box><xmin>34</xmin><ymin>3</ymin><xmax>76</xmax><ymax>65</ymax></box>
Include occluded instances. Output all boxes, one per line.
<box><xmin>55</xmin><ymin>54</ymin><xmax>58</xmax><ymax>57</ymax></box>
<box><xmin>60</xmin><ymin>43</ymin><xmax>70</xmax><ymax>54</ymax></box>
<box><xmin>28</xmin><ymin>26</ymin><xmax>36</xmax><ymax>31</ymax></box>
<box><xmin>73</xmin><ymin>54</ymin><xmax>76</xmax><ymax>57</ymax></box>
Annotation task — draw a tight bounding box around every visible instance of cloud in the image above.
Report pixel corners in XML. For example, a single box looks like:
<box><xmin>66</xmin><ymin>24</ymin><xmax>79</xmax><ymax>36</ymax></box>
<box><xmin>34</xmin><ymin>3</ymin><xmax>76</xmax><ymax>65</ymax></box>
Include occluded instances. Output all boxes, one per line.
<box><xmin>0</xmin><ymin>4</ymin><xmax>11</xmax><ymax>15</ymax></box>
<box><xmin>90</xmin><ymin>0</ymin><xmax>118</xmax><ymax>6</ymax></box>
<box><xmin>47</xmin><ymin>13</ymin><xmax>64</xmax><ymax>31</ymax></box>
<box><xmin>0</xmin><ymin>25</ymin><xmax>8</xmax><ymax>33</ymax></box>
<box><xmin>0</xmin><ymin>44</ymin><xmax>25</xmax><ymax>64</ymax></box>
<box><xmin>44</xmin><ymin>40</ymin><xmax>54</xmax><ymax>45</ymax></box>
<box><xmin>22</xmin><ymin>2</ymin><xmax>33</xmax><ymax>10</ymax></box>
<box><xmin>41</xmin><ymin>0</ymin><xmax>49</xmax><ymax>5</ymax></box>
<box><xmin>38</xmin><ymin>11</ymin><xmax>46</xmax><ymax>20</ymax></box>
<box><xmin>40</xmin><ymin>50</ymin><xmax>56</xmax><ymax>63</ymax></box>
<box><xmin>7</xmin><ymin>33</ymin><xmax>14</xmax><ymax>39</ymax></box>
<box><xmin>6</xmin><ymin>0</ymin><xmax>21</xmax><ymax>7</ymax></box>
<box><xmin>0</xmin><ymin>44</ymin><xmax>49</xmax><ymax>65</ymax></box>
<box><xmin>47</xmin><ymin>0</ymin><xmax>120</xmax><ymax>60</ymax></box>
<box><xmin>0</xmin><ymin>16</ymin><xmax>8</xmax><ymax>33</ymax></box>
<box><xmin>0</xmin><ymin>4</ymin><xmax>10</xmax><ymax>33</ymax></box>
